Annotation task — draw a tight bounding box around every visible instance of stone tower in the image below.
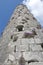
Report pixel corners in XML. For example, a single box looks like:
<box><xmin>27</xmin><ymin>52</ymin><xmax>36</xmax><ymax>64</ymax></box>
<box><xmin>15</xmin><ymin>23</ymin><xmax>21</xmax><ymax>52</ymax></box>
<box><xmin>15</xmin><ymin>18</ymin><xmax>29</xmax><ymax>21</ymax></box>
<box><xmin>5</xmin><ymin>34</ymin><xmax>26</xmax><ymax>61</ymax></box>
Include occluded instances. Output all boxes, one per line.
<box><xmin>0</xmin><ymin>4</ymin><xmax>43</xmax><ymax>65</ymax></box>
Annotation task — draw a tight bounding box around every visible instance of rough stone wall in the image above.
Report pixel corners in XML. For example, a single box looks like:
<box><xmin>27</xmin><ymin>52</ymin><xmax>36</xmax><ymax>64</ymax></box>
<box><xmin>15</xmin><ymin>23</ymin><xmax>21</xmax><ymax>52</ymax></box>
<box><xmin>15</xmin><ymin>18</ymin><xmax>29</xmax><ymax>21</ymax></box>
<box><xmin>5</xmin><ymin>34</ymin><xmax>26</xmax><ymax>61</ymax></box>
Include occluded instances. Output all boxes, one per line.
<box><xmin>0</xmin><ymin>4</ymin><xmax>43</xmax><ymax>65</ymax></box>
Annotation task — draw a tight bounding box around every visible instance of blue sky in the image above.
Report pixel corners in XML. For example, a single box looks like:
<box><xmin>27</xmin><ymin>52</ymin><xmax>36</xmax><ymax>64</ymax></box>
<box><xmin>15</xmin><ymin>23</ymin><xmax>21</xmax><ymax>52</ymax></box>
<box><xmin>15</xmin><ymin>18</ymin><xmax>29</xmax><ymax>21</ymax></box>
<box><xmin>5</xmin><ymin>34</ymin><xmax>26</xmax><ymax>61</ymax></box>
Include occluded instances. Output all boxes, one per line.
<box><xmin>0</xmin><ymin>0</ymin><xmax>43</xmax><ymax>36</ymax></box>
<box><xmin>0</xmin><ymin>0</ymin><xmax>23</xmax><ymax>36</ymax></box>
<box><xmin>23</xmin><ymin>0</ymin><xmax>43</xmax><ymax>26</ymax></box>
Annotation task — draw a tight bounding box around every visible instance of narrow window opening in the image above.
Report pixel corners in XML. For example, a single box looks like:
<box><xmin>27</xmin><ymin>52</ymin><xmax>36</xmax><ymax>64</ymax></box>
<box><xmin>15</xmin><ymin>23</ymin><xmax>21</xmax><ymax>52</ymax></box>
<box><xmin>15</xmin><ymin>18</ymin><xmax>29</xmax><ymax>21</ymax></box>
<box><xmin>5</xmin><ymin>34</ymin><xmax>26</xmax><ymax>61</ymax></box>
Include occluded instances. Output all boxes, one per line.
<box><xmin>14</xmin><ymin>45</ymin><xmax>16</xmax><ymax>52</ymax></box>
<box><xmin>11</xmin><ymin>34</ymin><xmax>18</xmax><ymax>42</ymax></box>
<box><xmin>13</xmin><ymin>36</ymin><xmax>18</xmax><ymax>42</ymax></box>
<box><xmin>16</xmin><ymin>25</ymin><xmax>24</xmax><ymax>31</ymax></box>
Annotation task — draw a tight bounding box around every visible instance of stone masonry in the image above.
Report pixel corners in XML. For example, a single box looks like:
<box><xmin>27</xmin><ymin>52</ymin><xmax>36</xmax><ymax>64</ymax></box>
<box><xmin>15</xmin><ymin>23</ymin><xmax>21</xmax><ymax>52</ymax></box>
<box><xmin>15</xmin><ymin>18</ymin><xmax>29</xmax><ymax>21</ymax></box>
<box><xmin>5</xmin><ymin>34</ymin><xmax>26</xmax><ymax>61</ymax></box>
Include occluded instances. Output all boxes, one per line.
<box><xmin>0</xmin><ymin>4</ymin><xmax>43</xmax><ymax>65</ymax></box>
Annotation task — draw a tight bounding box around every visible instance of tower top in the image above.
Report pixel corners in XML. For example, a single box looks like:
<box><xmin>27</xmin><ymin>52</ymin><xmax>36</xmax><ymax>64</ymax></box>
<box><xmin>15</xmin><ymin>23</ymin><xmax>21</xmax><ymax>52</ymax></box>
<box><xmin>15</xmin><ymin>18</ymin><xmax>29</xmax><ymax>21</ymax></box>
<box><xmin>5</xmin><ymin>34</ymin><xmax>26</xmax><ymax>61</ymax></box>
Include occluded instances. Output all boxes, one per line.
<box><xmin>9</xmin><ymin>4</ymin><xmax>41</xmax><ymax>29</ymax></box>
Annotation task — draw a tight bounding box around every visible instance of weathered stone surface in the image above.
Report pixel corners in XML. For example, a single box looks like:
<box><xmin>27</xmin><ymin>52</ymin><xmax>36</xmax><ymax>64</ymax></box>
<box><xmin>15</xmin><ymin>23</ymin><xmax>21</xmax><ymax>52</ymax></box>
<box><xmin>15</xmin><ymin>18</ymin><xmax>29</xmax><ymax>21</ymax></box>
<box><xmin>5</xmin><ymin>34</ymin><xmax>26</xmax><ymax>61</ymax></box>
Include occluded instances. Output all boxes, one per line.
<box><xmin>16</xmin><ymin>44</ymin><xmax>29</xmax><ymax>52</ymax></box>
<box><xmin>8</xmin><ymin>54</ymin><xmax>15</xmax><ymax>61</ymax></box>
<box><xmin>30</xmin><ymin>45</ymin><xmax>43</xmax><ymax>51</ymax></box>
<box><xmin>34</xmin><ymin>38</ymin><xmax>42</xmax><ymax>44</ymax></box>
<box><xmin>17</xmin><ymin>38</ymin><xmax>34</xmax><ymax>44</ymax></box>
<box><xmin>23</xmin><ymin>52</ymin><xmax>43</xmax><ymax>62</ymax></box>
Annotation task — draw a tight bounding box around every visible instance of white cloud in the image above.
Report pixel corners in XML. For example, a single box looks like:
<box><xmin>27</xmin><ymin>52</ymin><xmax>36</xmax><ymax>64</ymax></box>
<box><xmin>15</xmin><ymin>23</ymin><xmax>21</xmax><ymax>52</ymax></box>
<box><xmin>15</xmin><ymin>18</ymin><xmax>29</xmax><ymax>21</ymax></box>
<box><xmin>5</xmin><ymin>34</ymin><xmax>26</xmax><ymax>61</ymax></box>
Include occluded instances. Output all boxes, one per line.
<box><xmin>23</xmin><ymin>0</ymin><xmax>43</xmax><ymax>26</ymax></box>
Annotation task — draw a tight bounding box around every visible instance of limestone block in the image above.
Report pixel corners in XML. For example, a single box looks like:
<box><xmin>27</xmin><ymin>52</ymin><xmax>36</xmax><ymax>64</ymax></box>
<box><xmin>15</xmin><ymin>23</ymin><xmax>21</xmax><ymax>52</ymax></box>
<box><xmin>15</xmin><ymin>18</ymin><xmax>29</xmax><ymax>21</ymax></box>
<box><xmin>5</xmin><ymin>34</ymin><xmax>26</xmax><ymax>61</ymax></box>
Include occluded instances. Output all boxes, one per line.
<box><xmin>8</xmin><ymin>41</ymin><xmax>14</xmax><ymax>47</ymax></box>
<box><xmin>29</xmin><ymin>62</ymin><xmax>43</xmax><ymax>65</ymax></box>
<box><xmin>34</xmin><ymin>38</ymin><xmax>42</xmax><ymax>44</ymax></box>
<box><xmin>16</xmin><ymin>39</ymin><xmax>21</xmax><ymax>46</ymax></box>
<box><xmin>41</xmin><ymin>37</ymin><xmax>43</xmax><ymax>43</ymax></box>
<box><xmin>9</xmin><ymin>40</ymin><xmax>16</xmax><ymax>46</ymax></box>
<box><xmin>17</xmin><ymin>38</ymin><xmax>34</xmax><ymax>45</ymax></box>
<box><xmin>4</xmin><ymin>59</ymin><xmax>11</xmax><ymax>65</ymax></box>
<box><xmin>0</xmin><ymin>63</ymin><xmax>2</xmax><ymax>65</ymax></box>
<box><xmin>8</xmin><ymin>41</ymin><xmax>15</xmax><ymax>53</ymax></box>
<box><xmin>23</xmin><ymin>52</ymin><xmax>43</xmax><ymax>62</ymax></box>
<box><xmin>14</xmin><ymin>52</ymin><xmax>21</xmax><ymax>60</ymax></box>
<box><xmin>16</xmin><ymin>44</ymin><xmax>29</xmax><ymax>52</ymax></box>
<box><xmin>21</xmin><ymin>38</ymin><xmax>34</xmax><ymax>44</ymax></box>
<box><xmin>8</xmin><ymin>54</ymin><xmax>15</xmax><ymax>61</ymax></box>
<box><xmin>30</xmin><ymin>45</ymin><xmax>43</xmax><ymax>51</ymax></box>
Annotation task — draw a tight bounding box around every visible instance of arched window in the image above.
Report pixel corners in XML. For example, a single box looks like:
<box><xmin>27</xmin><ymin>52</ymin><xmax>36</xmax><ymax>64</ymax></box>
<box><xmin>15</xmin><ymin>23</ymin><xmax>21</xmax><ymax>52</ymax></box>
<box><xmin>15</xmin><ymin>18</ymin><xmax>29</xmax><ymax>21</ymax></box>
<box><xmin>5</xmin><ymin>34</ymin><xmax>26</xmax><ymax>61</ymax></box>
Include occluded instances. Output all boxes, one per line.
<box><xmin>16</xmin><ymin>25</ymin><xmax>24</xmax><ymax>31</ymax></box>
